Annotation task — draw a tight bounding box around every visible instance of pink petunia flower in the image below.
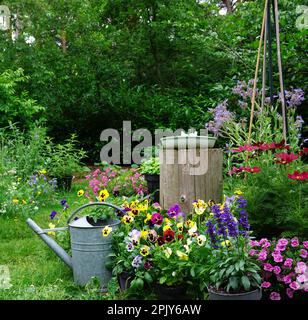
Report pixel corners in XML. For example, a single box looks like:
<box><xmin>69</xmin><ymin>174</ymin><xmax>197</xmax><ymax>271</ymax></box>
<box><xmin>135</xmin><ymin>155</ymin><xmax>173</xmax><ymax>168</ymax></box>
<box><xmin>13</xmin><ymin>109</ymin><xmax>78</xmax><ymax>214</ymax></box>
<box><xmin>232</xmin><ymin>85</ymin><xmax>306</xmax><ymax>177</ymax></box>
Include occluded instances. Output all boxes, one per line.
<box><xmin>284</xmin><ymin>258</ymin><xmax>293</xmax><ymax>268</ymax></box>
<box><xmin>273</xmin><ymin>266</ymin><xmax>281</xmax><ymax>275</ymax></box>
<box><xmin>270</xmin><ymin>292</ymin><xmax>281</xmax><ymax>300</ymax></box>
<box><xmin>249</xmin><ymin>249</ymin><xmax>257</xmax><ymax>256</ymax></box>
<box><xmin>273</xmin><ymin>254</ymin><xmax>283</xmax><ymax>263</ymax></box>
<box><xmin>290</xmin><ymin>237</ymin><xmax>299</xmax><ymax>247</ymax></box>
<box><xmin>297</xmin><ymin>274</ymin><xmax>307</xmax><ymax>283</ymax></box>
<box><xmin>261</xmin><ymin>281</ymin><xmax>271</xmax><ymax>288</ymax></box>
<box><xmin>263</xmin><ymin>263</ymin><xmax>273</xmax><ymax>272</ymax></box>
<box><xmin>295</xmin><ymin>262</ymin><xmax>307</xmax><ymax>274</ymax></box>
<box><xmin>300</xmin><ymin>249</ymin><xmax>307</xmax><ymax>259</ymax></box>
<box><xmin>277</xmin><ymin>238</ymin><xmax>288</xmax><ymax>247</ymax></box>
<box><xmin>290</xmin><ymin>281</ymin><xmax>300</xmax><ymax>291</ymax></box>
<box><xmin>249</xmin><ymin>240</ymin><xmax>260</xmax><ymax>247</ymax></box>
<box><xmin>258</xmin><ymin>250</ymin><xmax>267</xmax><ymax>261</ymax></box>
<box><xmin>303</xmin><ymin>241</ymin><xmax>308</xmax><ymax>249</ymax></box>
<box><xmin>286</xmin><ymin>288</ymin><xmax>294</xmax><ymax>299</ymax></box>
<box><xmin>283</xmin><ymin>275</ymin><xmax>292</xmax><ymax>284</ymax></box>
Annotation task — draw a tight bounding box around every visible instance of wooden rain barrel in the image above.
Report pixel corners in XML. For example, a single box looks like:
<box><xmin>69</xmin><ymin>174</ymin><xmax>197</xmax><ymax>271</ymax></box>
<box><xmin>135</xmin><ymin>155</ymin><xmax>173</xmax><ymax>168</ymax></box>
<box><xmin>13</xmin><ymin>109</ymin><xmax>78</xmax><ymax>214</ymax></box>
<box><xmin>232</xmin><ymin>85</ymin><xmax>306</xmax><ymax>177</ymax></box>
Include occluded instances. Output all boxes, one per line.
<box><xmin>159</xmin><ymin>147</ymin><xmax>223</xmax><ymax>214</ymax></box>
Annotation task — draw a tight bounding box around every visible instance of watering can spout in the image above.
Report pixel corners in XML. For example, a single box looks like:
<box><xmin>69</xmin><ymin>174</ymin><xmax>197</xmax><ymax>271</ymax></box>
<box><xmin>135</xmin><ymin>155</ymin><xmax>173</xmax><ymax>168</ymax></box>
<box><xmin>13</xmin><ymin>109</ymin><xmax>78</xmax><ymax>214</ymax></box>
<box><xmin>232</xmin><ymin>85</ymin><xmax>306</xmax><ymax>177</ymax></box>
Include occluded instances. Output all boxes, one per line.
<box><xmin>26</xmin><ymin>218</ymin><xmax>73</xmax><ymax>269</ymax></box>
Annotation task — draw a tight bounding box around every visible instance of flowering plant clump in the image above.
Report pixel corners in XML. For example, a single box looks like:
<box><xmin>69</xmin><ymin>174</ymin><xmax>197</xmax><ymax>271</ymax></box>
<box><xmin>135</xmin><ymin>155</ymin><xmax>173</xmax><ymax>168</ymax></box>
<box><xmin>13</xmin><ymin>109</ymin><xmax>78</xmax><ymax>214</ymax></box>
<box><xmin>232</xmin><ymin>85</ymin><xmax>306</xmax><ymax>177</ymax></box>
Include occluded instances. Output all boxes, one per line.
<box><xmin>207</xmin><ymin>194</ymin><xmax>261</xmax><ymax>294</ymax></box>
<box><xmin>109</xmin><ymin>192</ymin><xmax>263</xmax><ymax>298</ymax></box>
<box><xmin>85</xmin><ymin>166</ymin><xmax>147</xmax><ymax>200</ymax></box>
<box><xmin>250</xmin><ymin>238</ymin><xmax>308</xmax><ymax>300</ymax></box>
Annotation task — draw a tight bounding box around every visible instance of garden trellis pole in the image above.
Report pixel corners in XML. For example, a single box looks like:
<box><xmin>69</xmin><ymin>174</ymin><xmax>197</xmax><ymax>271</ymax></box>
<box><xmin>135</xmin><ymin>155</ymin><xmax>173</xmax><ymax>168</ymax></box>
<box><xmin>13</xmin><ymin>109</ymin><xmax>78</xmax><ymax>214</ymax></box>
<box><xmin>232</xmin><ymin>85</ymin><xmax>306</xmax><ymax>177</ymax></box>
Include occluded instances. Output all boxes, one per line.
<box><xmin>247</xmin><ymin>0</ymin><xmax>288</xmax><ymax>145</ymax></box>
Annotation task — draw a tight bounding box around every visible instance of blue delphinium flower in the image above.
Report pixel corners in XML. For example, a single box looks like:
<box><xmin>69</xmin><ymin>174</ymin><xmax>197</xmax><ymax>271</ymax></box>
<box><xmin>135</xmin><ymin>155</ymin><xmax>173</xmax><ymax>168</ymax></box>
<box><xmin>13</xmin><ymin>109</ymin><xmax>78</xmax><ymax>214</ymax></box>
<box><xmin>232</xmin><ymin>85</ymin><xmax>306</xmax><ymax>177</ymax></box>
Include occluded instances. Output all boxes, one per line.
<box><xmin>206</xmin><ymin>219</ymin><xmax>217</xmax><ymax>247</ymax></box>
<box><xmin>236</xmin><ymin>196</ymin><xmax>247</xmax><ymax>209</ymax></box>
<box><xmin>222</xmin><ymin>205</ymin><xmax>238</xmax><ymax>237</ymax></box>
<box><xmin>238</xmin><ymin>209</ymin><xmax>250</xmax><ymax>236</ymax></box>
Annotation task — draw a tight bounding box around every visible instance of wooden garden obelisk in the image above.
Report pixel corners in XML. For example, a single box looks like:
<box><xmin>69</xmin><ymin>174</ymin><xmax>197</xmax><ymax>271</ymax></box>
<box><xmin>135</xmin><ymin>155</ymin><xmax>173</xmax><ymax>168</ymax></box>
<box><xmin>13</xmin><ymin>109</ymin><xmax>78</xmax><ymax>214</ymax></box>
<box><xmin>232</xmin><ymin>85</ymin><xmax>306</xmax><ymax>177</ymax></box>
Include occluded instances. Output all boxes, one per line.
<box><xmin>159</xmin><ymin>147</ymin><xmax>223</xmax><ymax>213</ymax></box>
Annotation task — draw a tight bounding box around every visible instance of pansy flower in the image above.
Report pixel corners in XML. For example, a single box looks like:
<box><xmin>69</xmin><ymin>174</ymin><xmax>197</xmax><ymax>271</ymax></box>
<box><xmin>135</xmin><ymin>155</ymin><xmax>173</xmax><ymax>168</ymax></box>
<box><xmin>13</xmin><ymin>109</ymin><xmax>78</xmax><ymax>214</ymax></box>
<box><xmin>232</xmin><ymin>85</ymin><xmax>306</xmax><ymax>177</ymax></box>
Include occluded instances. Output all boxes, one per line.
<box><xmin>77</xmin><ymin>189</ymin><xmax>84</xmax><ymax>197</ymax></box>
<box><xmin>140</xmin><ymin>245</ymin><xmax>150</xmax><ymax>257</ymax></box>
<box><xmin>102</xmin><ymin>225</ymin><xmax>112</xmax><ymax>237</ymax></box>
<box><xmin>50</xmin><ymin>211</ymin><xmax>57</xmax><ymax>220</ymax></box>
<box><xmin>98</xmin><ymin>189</ymin><xmax>109</xmax><ymax>202</ymax></box>
<box><xmin>151</xmin><ymin>213</ymin><xmax>163</xmax><ymax>225</ymax></box>
<box><xmin>163</xmin><ymin>230</ymin><xmax>175</xmax><ymax>243</ymax></box>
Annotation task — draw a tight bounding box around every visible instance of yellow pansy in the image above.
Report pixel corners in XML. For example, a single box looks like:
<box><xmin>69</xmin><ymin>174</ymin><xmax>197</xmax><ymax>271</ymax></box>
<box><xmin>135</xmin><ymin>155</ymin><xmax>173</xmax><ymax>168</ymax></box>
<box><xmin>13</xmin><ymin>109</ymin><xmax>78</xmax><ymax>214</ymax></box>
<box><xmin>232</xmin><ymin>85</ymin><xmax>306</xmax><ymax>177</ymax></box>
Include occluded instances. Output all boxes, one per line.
<box><xmin>140</xmin><ymin>229</ymin><xmax>148</xmax><ymax>239</ymax></box>
<box><xmin>122</xmin><ymin>215</ymin><xmax>134</xmax><ymax>224</ymax></box>
<box><xmin>185</xmin><ymin>219</ymin><xmax>195</xmax><ymax>228</ymax></box>
<box><xmin>176</xmin><ymin>250</ymin><xmax>189</xmax><ymax>261</ymax></box>
<box><xmin>177</xmin><ymin>222</ymin><xmax>183</xmax><ymax>233</ymax></box>
<box><xmin>144</xmin><ymin>213</ymin><xmax>152</xmax><ymax>223</ymax></box>
<box><xmin>234</xmin><ymin>189</ymin><xmax>243</xmax><ymax>195</ymax></box>
<box><xmin>99</xmin><ymin>189</ymin><xmax>109</xmax><ymax>202</ymax></box>
<box><xmin>140</xmin><ymin>245</ymin><xmax>150</xmax><ymax>257</ymax></box>
<box><xmin>193</xmin><ymin>199</ymin><xmax>207</xmax><ymax>215</ymax></box>
<box><xmin>39</xmin><ymin>169</ymin><xmax>47</xmax><ymax>175</ymax></box>
<box><xmin>221</xmin><ymin>240</ymin><xmax>232</xmax><ymax>247</ymax></box>
<box><xmin>163</xmin><ymin>225</ymin><xmax>172</xmax><ymax>232</ymax></box>
<box><xmin>164</xmin><ymin>218</ymin><xmax>172</xmax><ymax>225</ymax></box>
<box><xmin>208</xmin><ymin>199</ymin><xmax>215</xmax><ymax>207</ymax></box>
<box><xmin>102</xmin><ymin>225</ymin><xmax>112</xmax><ymax>237</ymax></box>
<box><xmin>129</xmin><ymin>208</ymin><xmax>140</xmax><ymax>217</ymax></box>
<box><xmin>138</xmin><ymin>199</ymin><xmax>148</xmax><ymax>211</ymax></box>
<box><xmin>12</xmin><ymin>199</ymin><xmax>19</xmax><ymax>205</ymax></box>
<box><xmin>48</xmin><ymin>223</ymin><xmax>56</xmax><ymax>236</ymax></box>
<box><xmin>77</xmin><ymin>189</ymin><xmax>85</xmax><ymax>197</ymax></box>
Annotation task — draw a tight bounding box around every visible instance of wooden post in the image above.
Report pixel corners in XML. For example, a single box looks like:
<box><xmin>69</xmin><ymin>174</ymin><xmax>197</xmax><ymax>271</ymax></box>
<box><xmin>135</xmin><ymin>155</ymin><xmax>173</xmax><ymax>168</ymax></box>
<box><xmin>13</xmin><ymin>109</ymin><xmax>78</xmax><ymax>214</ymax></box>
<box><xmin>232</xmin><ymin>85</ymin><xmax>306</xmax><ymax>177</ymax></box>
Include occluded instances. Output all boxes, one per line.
<box><xmin>159</xmin><ymin>148</ymin><xmax>223</xmax><ymax>213</ymax></box>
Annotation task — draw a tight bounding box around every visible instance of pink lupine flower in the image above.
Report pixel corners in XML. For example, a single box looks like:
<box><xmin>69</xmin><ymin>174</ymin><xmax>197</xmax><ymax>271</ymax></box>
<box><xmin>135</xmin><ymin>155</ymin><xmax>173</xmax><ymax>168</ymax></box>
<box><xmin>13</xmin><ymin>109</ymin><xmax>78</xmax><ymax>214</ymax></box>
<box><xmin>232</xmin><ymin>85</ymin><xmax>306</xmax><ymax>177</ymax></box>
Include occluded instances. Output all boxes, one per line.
<box><xmin>290</xmin><ymin>281</ymin><xmax>300</xmax><ymax>290</ymax></box>
<box><xmin>270</xmin><ymin>292</ymin><xmax>281</xmax><ymax>300</ymax></box>
<box><xmin>286</xmin><ymin>288</ymin><xmax>294</xmax><ymax>298</ymax></box>
<box><xmin>261</xmin><ymin>281</ymin><xmax>271</xmax><ymax>288</ymax></box>
<box><xmin>284</xmin><ymin>258</ymin><xmax>293</xmax><ymax>268</ymax></box>
<box><xmin>290</xmin><ymin>237</ymin><xmax>299</xmax><ymax>247</ymax></box>
<box><xmin>295</xmin><ymin>262</ymin><xmax>307</xmax><ymax>274</ymax></box>
<box><xmin>263</xmin><ymin>263</ymin><xmax>273</xmax><ymax>272</ymax></box>
<box><xmin>273</xmin><ymin>266</ymin><xmax>281</xmax><ymax>275</ymax></box>
<box><xmin>300</xmin><ymin>249</ymin><xmax>307</xmax><ymax>258</ymax></box>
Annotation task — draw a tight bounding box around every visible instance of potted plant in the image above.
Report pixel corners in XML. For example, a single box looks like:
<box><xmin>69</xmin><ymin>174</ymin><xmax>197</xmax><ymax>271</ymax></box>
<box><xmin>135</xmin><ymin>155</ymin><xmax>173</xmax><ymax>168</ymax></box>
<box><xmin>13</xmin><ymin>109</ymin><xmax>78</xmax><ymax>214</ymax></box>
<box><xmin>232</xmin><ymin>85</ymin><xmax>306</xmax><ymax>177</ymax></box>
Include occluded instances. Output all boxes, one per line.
<box><xmin>205</xmin><ymin>195</ymin><xmax>262</xmax><ymax>300</ymax></box>
<box><xmin>140</xmin><ymin>157</ymin><xmax>160</xmax><ymax>203</ymax></box>
<box><xmin>45</xmin><ymin>134</ymin><xmax>86</xmax><ymax>191</ymax></box>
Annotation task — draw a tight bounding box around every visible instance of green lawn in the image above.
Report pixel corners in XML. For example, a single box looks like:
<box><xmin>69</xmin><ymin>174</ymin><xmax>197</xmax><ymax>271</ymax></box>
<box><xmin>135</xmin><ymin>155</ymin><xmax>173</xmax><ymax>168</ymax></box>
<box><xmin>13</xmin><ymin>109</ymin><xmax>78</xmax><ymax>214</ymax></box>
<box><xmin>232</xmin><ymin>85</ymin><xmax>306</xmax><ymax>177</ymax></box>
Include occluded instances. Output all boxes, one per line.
<box><xmin>0</xmin><ymin>182</ymin><xmax>118</xmax><ymax>300</ymax></box>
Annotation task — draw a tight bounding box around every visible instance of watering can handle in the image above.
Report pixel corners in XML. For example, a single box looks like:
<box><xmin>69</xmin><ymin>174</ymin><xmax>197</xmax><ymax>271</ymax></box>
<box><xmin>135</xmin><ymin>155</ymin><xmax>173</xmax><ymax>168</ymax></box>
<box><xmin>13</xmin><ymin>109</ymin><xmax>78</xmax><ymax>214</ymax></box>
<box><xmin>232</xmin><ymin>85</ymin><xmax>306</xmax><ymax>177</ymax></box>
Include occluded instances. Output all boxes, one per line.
<box><xmin>66</xmin><ymin>202</ymin><xmax>127</xmax><ymax>224</ymax></box>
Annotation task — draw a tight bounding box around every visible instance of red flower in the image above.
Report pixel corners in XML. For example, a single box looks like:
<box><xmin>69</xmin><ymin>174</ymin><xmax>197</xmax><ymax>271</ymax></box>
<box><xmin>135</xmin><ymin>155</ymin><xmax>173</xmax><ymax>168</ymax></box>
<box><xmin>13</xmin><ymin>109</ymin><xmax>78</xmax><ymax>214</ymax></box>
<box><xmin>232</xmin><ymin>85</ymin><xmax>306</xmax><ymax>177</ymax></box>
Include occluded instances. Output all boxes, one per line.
<box><xmin>229</xmin><ymin>166</ymin><xmax>261</xmax><ymax>175</ymax></box>
<box><xmin>163</xmin><ymin>230</ymin><xmax>175</xmax><ymax>243</ymax></box>
<box><xmin>177</xmin><ymin>234</ymin><xmax>184</xmax><ymax>240</ymax></box>
<box><xmin>232</xmin><ymin>144</ymin><xmax>259</xmax><ymax>153</ymax></box>
<box><xmin>157</xmin><ymin>236</ymin><xmax>165</xmax><ymax>246</ymax></box>
<box><xmin>288</xmin><ymin>171</ymin><xmax>308</xmax><ymax>181</ymax></box>
<box><xmin>239</xmin><ymin>166</ymin><xmax>261</xmax><ymax>173</ymax></box>
<box><xmin>275</xmin><ymin>152</ymin><xmax>299</xmax><ymax>165</ymax></box>
<box><xmin>259</xmin><ymin>139</ymin><xmax>289</xmax><ymax>151</ymax></box>
<box><xmin>299</xmin><ymin>148</ymin><xmax>308</xmax><ymax>156</ymax></box>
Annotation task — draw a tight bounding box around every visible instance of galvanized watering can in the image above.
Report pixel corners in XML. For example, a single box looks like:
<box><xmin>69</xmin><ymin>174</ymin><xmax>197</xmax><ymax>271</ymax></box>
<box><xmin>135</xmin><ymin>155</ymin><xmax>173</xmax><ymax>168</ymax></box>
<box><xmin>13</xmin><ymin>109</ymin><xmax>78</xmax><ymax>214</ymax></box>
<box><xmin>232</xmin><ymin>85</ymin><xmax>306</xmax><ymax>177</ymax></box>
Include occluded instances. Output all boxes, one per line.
<box><xmin>27</xmin><ymin>202</ymin><xmax>125</xmax><ymax>289</ymax></box>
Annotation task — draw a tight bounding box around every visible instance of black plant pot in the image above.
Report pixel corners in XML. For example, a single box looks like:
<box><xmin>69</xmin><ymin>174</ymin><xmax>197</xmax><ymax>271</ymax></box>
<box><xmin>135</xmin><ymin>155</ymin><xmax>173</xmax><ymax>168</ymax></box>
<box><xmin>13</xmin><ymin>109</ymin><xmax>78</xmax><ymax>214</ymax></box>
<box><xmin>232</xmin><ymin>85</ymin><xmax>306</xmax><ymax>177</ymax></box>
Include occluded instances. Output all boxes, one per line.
<box><xmin>118</xmin><ymin>271</ymin><xmax>134</xmax><ymax>291</ymax></box>
<box><xmin>154</xmin><ymin>283</ymin><xmax>187</xmax><ymax>300</ymax></box>
<box><xmin>56</xmin><ymin>176</ymin><xmax>73</xmax><ymax>191</ymax></box>
<box><xmin>208</xmin><ymin>287</ymin><xmax>262</xmax><ymax>300</ymax></box>
<box><xmin>144</xmin><ymin>174</ymin><xmax>160</xmax><ymax>203</ymax></box>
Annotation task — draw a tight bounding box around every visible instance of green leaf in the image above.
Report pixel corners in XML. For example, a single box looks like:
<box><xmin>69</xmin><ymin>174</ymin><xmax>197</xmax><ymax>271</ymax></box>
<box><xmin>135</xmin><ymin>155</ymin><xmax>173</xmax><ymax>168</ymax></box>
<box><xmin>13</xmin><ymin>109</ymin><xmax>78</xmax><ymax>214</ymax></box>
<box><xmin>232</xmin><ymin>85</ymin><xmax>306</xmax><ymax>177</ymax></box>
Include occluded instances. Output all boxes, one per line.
<box><xmin>241</xmin><ymin>276</ymin><xmax>250</xmax><ymax>291</ymax></box>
